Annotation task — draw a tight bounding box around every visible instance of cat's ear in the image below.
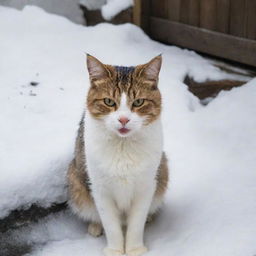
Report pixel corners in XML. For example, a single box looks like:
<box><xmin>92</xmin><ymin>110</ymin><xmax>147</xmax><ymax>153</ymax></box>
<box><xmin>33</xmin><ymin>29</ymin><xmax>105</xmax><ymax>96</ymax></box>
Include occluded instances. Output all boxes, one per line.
<box><xmin>139</xmin><ymin>55</ymin><xmax>162</xmax><ymax>81</ymax></box>
<box><xmin>86</xmin><ymin>54</ymin><xmax>110</xmax><ymax>80</ymax></box>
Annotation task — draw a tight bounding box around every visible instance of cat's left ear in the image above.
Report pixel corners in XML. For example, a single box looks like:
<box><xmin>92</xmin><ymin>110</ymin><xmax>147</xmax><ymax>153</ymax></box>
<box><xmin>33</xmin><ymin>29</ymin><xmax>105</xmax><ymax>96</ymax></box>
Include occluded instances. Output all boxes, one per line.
<box><xmin>139</xmin><ymin>55</ymin><xmax>162</xmax><ymax>81</ymax></box>
<box><xmin>86</xmin><ymin>54</ymin><xmax>111</xmax><ymax>80</ymax></box>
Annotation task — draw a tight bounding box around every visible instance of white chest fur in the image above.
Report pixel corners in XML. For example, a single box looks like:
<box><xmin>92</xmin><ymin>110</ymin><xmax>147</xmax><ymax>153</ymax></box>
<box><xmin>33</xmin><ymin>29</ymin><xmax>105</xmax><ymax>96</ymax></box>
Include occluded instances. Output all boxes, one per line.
<box><xmin>84</xmin><ymin>114</ymin><xmax>163</xmax><ymax>211</ymax></box>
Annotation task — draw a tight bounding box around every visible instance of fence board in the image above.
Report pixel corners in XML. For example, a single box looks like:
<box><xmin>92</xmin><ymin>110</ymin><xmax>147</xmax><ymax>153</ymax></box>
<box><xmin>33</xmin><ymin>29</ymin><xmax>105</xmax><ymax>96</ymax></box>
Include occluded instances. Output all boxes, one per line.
<box><xmin>230</xmin><ymin>0</ymin><xmax>246</xmax><ymax>37</ymax></box>
<box><xmin>150</xmin><ymin>17</ymin><xmax>256</xmax><ymax>67</ymax></box>
<box><xmin>180</xmin><ymin>0</ymin><xmax>190</xmax><ymax>24</ymax></box>
<box><xmin>189</xmin><ymin>0</ymin><xmax>200</xmax><ymax>26</ymax></box>
<box><xmin>151</xmin><ymin>0</ymin><xmax>168</xmax><ymax>18</ymax></box>
<box><xmin>168</xmin><ymin>0</ymin><xmax>181</xmax><ymax>22</ymax></box>
<box><xmin>139</xmin><ymin>0</ymin><xmax>151</xmax><ymax>32</ymax></box>
<box><xmin>141</xmin><ymin>0</ymin><xmax>256</xmax><ymax>67</ymax></box>
<box><xmin>246</xmin><ymin>0</ymin><xmax>256</xmax><ymax>40</ymax></box>
<box><xmin>133</xmin><ymin>0</ymin><xmax>141</xmax><ymax>26</ymax></box>
<box><xmin>216</xmin><ymin>0</ymin><xmax>230</xmax><ymax>33</ymax></box>
<box><xmin>200</xmin><ymin>0</ymin><xmax>217</xmax><ymax>30</ymax></box>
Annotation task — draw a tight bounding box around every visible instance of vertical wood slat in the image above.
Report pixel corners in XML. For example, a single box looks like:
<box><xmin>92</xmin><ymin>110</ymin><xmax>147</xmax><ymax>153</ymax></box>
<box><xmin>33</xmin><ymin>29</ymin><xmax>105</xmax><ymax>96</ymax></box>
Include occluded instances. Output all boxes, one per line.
<box><xmin>189</xmin><ymin>0</ymin><xmax>200</xmax><ymax>26</ymax></box>
<box><xmin>200</xmin><ymin>0</ymin><xmax>217</xmax><ymax>30</ymax></box>
<box><xmin>246</xmin><ymin>0</ymin><xmax>256</xmax><ymax>40</ymax></box>
<box><xmin>180</xmin><ymin>0</ymin><xmax>190</xmax><ymax>24</ymax></box>
<box><xmin>140</xmin><ymin>0</ymin><xmax>151</xmax><ymax>33</ymax></box>
<box><xmin>133</xmin><ymin>0</ymin><xmax>141</xmax><ymax>26</ymax></box>
<box><xmin>229</xmin><ymin>0</ymin><xmax>246</xmax><ymax>37</ymax></box>
<box><xmin>151</xmin><ymin>0</ymin><xmax>168</xmax><ymax>18</ymax></box>
<box><xmin>141</xmin><ymin>0</ymin><xmax>149</xmax><ymax>14</ymax></box>
<box><xmin>168</xmin><ymin>0</ymin><xmax>181</xmax><ymax>22</ymax></box>
<box><xmin>216</xmin><ymin>0</ymin><xmax>230</xmax><ymax>33</ymax></box>
<box><xmin>170</xmin><ymin>0</ymin><xmax>200</xmax><ymax>26</ymax></box>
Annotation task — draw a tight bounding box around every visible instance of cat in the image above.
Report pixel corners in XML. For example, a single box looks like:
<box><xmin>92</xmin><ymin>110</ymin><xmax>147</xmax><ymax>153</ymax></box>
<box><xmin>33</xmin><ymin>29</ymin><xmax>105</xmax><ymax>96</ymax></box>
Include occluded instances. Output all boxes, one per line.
<box><xmin>67</xmin><ymin>54</ymin><xmax>169</xmax><ymax>256</ymax></box>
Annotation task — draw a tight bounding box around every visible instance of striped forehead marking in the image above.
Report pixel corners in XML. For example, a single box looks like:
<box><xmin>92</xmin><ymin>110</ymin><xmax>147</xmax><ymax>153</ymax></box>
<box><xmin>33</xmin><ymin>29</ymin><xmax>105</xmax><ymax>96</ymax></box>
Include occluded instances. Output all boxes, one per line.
<box><xmin>114</xmin><ymin>66</ymin><xmax>135</xmax><ymax>83</ymax></box>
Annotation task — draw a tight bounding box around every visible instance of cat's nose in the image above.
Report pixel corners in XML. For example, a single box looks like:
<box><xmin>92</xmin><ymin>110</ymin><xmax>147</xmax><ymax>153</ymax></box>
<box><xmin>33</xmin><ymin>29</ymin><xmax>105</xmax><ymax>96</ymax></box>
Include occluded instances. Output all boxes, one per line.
<box><xmin>119</xmin><ymin>117</ymin><xmax>129</xmax><ymax>126</ymax></box>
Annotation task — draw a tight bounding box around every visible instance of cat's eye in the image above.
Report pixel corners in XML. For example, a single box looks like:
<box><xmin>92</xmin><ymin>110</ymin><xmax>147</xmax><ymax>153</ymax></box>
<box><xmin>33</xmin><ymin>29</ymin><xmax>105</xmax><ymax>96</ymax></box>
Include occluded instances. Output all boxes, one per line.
<box><xmin>133</xmin><ymin>99</ymin><xmax>144</xmax><ymax>107</ymax></box>
<box><xmin>104</xmin><ymin>98</ymin><xmax>116</xmax><ymax>107</ymax></box>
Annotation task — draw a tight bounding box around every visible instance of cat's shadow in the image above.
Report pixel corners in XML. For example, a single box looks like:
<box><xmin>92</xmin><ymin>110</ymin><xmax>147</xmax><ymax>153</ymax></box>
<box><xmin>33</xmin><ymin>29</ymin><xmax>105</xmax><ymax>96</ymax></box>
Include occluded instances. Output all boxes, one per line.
<box><xmin>144</xmin><ymin>198</ymin><xmax>198</xmax><ymax>249</ymax></box>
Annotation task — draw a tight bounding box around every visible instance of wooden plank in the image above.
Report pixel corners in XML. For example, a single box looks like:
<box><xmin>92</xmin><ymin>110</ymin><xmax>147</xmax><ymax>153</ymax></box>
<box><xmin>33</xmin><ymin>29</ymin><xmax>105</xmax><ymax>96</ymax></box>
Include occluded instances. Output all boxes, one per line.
<box><xmin>200</xmin><ymin>0</ymin><xmax>217</xmax><ymax>30</ymax></box>
<box><xmin>180</xmin><ymin>0</ymin><xmax>190</xmax><ymax>24</ymax></box>
<box><xmin>229</xmin><ymin>0</ymin><xmax>246</xmax><ymax>37</ymax></box>
<box><xmin>246</xmin><ymin>0</ymin><xmax>256</xmax><ymax>40</ymax></box>
<box><xmin>188</xmin><ymin>0</ymin><xmax>200</xmax><ymax>26</ymax></box>
<box><xmin>216</xmin><ymin>0</ymin><xmax>230</xmax><ymax>33</ymax></box>
<box><xmin>140</xmin><ymin>0</ymin><xmax>151</xmax><ymax>33</ymax></box>
<box><xmin>150</xmin><ymin>17</ymin><xmax>256</xmax><ymax>67</ymax></box>
<box><xmin>170</xmin><ymin>0</ymin><xmax>200</xmax><ymax>26</ymax></box>
<box><xmin>133</xmin><ymin>0</ymin><xmax>141</xmax><ymax>26</ymax></box>
<box><xmin>141</xmin><ymin>0</ymin><xmax>149</xmax><ymax>15</ymax></box>
<box><xmin>168</xmin><ymin>0</ymin><xmax>181</xmax><ymax>22</ymax></box>
<box><xmin>151</xmin><ymin>0</ymin><xmax>168</xmax><ymax>18</ymax></box>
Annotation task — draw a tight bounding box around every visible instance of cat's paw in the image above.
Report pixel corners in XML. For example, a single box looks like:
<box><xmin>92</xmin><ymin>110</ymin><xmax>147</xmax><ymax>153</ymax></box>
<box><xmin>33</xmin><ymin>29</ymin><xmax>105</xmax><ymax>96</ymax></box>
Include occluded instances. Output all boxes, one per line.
<box><xmin>126</xmin><ymin>246</ymin><xmax>148</xmax><ymax>256</ymax></box>
<box><xmin>88</xmin><ymin>222</ymin><xmax>103</xmax><ymax>237</ymax></box>
<box><xmin>103</xmin><ymin>247</ymin><xmax>124</xmax><ymax>256</ymax></box>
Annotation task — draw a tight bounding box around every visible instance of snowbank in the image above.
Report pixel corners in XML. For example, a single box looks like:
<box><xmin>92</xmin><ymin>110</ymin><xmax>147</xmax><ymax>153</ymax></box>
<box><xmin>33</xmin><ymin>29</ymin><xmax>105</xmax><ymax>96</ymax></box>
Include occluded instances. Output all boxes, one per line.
<box><xmin>1</xmin><ymin>6</ymin><xmax>256</xmax><ymax>256</ymax></box>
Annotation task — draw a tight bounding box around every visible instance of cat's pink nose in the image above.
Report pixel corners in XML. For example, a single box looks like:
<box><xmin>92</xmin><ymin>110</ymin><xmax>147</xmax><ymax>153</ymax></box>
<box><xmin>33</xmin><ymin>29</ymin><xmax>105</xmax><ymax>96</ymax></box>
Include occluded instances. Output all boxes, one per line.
<box><xmin>119</xmin><ymin>117</ymin><xmax>129</xmax><ymax>126</ymax></box>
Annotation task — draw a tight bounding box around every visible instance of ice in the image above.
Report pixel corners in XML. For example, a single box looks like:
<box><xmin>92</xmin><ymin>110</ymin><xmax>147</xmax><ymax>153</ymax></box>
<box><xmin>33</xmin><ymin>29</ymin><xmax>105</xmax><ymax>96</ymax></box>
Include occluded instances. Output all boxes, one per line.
<box><xmin>1</xmin><ymin>6</ymin><xmax>256</xmax><ymax>256</ymax></box>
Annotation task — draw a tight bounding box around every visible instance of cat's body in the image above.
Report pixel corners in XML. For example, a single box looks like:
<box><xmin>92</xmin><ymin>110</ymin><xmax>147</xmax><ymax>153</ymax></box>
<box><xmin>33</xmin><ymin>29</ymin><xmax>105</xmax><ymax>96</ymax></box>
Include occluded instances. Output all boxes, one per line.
<box><xmin>68</xmin><ymin>55</ymin><xmax>168</xmax><ymax>256</ymax></box>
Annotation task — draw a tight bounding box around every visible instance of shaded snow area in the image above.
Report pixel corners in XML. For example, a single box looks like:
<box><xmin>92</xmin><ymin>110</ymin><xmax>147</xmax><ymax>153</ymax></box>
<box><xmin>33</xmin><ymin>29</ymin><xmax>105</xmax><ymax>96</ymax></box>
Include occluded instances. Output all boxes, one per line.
<box><xmin>1</xmin><ymin>5</ymin><xmax>256</xmax><ymax>256</ymax></box>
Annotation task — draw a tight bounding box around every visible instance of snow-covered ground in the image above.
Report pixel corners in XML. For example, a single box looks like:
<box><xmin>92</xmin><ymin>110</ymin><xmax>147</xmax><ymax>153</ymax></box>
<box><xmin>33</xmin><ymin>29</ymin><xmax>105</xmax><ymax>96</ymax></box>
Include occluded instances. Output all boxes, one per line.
<box><xmin>0</xmin><ymin>6</ymin><xmax>256</xmax><ymax>256</ymax></box>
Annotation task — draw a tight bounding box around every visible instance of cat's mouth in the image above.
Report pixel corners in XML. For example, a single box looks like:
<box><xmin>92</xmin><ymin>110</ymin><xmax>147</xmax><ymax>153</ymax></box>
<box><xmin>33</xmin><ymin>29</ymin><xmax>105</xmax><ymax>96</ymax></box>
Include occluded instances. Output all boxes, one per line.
<box><xmin>118</xmin><ymin>127</ymin><xmax>130</xmax><ymax>135</ymax></box>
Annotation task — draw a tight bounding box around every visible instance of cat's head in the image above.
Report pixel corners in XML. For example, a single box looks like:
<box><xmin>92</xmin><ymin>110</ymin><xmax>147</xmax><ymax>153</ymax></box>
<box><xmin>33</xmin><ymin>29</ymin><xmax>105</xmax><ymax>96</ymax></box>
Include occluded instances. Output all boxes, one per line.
<box><xmin>86</xmin><ymin>54</ymin><xmax>162</xmax><ymax>137</ymax></box>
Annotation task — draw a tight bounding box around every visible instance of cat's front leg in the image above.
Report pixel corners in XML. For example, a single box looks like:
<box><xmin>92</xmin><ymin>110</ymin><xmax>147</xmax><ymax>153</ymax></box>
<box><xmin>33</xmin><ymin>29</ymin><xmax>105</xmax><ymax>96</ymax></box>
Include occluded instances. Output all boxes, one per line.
<box><xmin>125</xmin><ymin>185</ymin><xmax>155</xmax><ymax>256</ymax></box>
<box><xmin>94</xmin><ymin>193</ymin><xmax>124</xmax><ymax>256</ymax></box>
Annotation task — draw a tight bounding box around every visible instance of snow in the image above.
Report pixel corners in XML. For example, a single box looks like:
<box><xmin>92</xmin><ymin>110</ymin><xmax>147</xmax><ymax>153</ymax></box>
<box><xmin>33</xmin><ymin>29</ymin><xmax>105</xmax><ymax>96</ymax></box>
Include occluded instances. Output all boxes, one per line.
<box><xmin>1</xmin><ymin>5</ymin><xmax>256</xmax><ymax>256</ymax></box>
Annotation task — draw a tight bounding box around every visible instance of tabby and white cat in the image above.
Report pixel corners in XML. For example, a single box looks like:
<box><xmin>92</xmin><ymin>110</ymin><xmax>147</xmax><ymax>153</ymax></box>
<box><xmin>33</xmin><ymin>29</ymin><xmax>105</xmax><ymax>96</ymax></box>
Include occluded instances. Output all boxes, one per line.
<box><xmin>67</xmin><ymin>54</ymin><xmax>168</xmax><ymax>256</ymax></box>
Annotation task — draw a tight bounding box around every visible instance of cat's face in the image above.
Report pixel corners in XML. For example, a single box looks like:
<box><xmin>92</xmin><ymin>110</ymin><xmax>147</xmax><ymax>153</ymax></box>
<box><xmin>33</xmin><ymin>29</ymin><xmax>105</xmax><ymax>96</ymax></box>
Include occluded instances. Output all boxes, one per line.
<box><xmin>86</xmin><ymin>55</ymin><xmax>162</xmax><ymax>137</ymax></box>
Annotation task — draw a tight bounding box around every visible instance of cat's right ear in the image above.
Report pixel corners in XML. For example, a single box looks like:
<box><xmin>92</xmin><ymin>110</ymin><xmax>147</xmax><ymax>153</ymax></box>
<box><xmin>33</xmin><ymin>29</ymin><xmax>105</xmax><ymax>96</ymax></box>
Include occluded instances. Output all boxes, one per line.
<box><xmin>86</xmin><ymin>54</ymin><xmax>110</xmax><ymax>80</ymax></box>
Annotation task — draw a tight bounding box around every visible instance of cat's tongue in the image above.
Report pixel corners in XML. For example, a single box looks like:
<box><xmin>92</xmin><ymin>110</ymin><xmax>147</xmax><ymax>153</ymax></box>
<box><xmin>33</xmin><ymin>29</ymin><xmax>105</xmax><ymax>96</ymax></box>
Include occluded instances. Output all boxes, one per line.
<box><xmin>118</xmin><ymin>127</ymin><xmax>130</xmax><ymax>135</ymax></box>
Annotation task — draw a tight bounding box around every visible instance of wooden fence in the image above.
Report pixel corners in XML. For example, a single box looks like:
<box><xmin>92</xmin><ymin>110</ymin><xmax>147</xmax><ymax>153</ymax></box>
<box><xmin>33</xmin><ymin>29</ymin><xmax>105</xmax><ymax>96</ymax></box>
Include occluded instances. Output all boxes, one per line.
<box><xmin>133</xmin><ymin>0</ymin><xmax>256</xmax><ymax>67</ymax></box>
